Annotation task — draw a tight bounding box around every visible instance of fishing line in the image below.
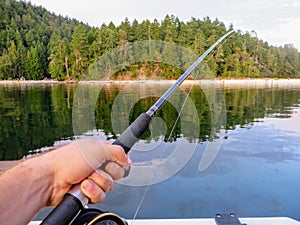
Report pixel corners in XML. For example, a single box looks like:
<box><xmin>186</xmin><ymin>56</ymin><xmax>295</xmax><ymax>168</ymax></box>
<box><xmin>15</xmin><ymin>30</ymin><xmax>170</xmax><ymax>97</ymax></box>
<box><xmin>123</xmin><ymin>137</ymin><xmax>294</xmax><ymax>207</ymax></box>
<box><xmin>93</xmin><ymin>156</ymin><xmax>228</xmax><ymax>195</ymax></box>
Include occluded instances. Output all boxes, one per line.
<box><xmin>163</xmin><ymin>32</ymin><xmax>231</xmax><ymax>144</ymax></box>
<box><xmin>163</xmin><ymin>32</ymin><xmax>231</xmax><ymax>147</ymax></box>
<box><xmin>131</xmin><ymin>34</ymin><xmax>232</xmax><ymax>221</ymax></box>
<box><xmin>42</xmin><ymin>31</ymin><xmax>233</xmax><ymax>225</ymax></box>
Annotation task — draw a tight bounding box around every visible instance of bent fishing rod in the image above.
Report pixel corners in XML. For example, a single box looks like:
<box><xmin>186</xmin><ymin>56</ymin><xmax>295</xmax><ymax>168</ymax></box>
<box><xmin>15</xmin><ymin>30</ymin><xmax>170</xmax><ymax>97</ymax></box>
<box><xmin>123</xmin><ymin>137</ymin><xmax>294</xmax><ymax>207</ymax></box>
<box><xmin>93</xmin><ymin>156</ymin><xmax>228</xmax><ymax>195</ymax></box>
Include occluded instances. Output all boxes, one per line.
<box><xmin>41</xmin><ymin>30</ymin><xmax>234</xmax><ymax>225</ymax></box>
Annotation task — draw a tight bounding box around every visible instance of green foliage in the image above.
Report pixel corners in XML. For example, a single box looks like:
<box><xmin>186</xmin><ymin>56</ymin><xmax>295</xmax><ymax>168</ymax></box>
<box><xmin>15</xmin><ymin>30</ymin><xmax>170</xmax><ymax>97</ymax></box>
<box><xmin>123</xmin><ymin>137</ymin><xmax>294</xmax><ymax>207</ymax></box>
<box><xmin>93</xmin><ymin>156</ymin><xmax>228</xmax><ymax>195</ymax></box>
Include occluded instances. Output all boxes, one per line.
<box><xmin>0</xmin><ymin>0</ymin><xmax>300</xmax><ymax>80</ymax></box>
<box><xmin>25</xmin><ymin>46</ymin><xmax>43</xmax><ymax>80</ymax></box>
<box><xmin>49</xmin><ymin>32</ymin><xmax>70</xmax><ymax>80</ymax></box>
<box><xmin>70</xmin><ymin>24</ymin><xmax>90</xmax><ymax>79</ymax></box>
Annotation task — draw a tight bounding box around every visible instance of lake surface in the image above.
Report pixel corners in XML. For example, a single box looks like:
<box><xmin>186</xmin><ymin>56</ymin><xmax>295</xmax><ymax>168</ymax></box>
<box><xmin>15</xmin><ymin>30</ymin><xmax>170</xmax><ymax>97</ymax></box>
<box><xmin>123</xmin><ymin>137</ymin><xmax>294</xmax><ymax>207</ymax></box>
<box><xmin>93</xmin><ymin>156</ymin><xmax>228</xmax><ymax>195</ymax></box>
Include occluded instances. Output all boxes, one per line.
<box><xmin>1</xmin><ymin>81</ymin><xmax>300</xmax><ymax>221</ymax></box>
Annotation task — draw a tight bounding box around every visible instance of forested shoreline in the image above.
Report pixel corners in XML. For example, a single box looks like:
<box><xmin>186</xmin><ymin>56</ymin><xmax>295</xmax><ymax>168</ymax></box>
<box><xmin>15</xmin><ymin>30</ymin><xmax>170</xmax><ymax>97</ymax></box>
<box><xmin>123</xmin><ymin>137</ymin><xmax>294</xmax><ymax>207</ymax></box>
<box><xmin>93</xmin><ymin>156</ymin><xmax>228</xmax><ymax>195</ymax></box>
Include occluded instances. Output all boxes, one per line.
<box><xmin>1</xmin><ymin>0</ymin><xmax>300</xmax><ymax>81</ymax></box>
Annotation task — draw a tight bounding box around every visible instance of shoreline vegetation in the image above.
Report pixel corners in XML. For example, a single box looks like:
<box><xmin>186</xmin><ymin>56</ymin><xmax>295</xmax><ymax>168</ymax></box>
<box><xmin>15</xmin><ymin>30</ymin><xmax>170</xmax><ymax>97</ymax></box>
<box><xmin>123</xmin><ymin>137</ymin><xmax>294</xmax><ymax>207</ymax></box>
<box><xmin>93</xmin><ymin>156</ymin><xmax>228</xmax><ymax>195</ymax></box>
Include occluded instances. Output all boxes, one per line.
<box><xmin>1</xmin><ymin>1</ymin><xmax>300</xmax><ymax>82</ymax></box>
<box><xmin>1</xmin><ymin>78</ymin><xmax>300</xmax><ymax>88</ymax></box>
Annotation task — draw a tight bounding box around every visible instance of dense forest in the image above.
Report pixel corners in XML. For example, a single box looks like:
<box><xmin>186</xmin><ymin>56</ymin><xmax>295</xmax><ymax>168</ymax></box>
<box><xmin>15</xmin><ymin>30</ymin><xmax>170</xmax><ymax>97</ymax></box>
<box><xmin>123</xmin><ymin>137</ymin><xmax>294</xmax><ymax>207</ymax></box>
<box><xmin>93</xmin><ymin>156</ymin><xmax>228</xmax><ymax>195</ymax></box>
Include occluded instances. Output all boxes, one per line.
<box><xmin>1</xmin><ymin>0</ymin><xmax>300</xmax><ymax>81</ymax></box>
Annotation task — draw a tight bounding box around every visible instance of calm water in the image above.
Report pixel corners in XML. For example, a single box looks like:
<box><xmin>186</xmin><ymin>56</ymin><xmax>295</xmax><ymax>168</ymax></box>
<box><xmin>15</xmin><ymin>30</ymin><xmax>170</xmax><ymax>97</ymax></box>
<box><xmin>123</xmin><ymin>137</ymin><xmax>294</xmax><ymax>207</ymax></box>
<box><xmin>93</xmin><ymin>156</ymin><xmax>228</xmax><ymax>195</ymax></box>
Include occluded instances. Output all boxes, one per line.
<box><xmin>1</xmin><ymin>81</ymin><xmax>300</xmax><ymax>220</ymax></box>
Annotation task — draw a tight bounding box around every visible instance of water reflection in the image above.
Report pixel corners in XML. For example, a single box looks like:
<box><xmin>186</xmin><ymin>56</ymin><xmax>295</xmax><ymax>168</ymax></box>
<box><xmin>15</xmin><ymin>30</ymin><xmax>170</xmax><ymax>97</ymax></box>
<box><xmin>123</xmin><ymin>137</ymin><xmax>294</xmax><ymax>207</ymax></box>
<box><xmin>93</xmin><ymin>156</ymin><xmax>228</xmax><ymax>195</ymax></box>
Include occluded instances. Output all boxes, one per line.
<box><xmin>1</xmin><ymin>83</ymin><xmax>299</xmax><ymax>160</ymax></box>
<box><xmin>0</xmin><ymin>84</ymin><xmax>75</xmax><ymax>160</ymax></box>
<box><xmin>263</xmin><ymin>108</ymin><xmax>300</xmax><ymax>133</ymax></box>
<box><xmin>1</xmin><ymin>82</ymin><xmax>300</xmax><ymax>220</ymax></box>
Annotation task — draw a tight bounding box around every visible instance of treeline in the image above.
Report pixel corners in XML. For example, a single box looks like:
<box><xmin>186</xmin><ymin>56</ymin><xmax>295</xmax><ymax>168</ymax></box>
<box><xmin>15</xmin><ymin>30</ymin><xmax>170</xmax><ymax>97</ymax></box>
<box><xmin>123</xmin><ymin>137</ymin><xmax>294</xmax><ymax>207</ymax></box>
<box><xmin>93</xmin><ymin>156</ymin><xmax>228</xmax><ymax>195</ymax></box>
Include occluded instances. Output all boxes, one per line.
<box><xmin>1</xmin><ymin>0</ymin><xmax>300</xmax><ymax>81</ymax></box>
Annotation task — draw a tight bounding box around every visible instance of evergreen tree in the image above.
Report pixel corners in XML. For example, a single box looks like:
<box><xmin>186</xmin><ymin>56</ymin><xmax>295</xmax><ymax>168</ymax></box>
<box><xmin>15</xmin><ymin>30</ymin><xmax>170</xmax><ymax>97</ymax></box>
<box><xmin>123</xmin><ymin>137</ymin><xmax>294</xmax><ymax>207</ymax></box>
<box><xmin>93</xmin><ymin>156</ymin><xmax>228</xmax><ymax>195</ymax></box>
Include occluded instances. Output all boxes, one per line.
<box><xmin>49</xmin><ymin>33</ymin><xmax>70</xmax><ymax>80</ymax></box>
<box><xmin>36</xmin><ymin>41</ymin><xmax>49</xmax><ymax>77</ymax></box>
<box><xmin>7</xmin><ymin>40</ymin><xmax>18</xmax><ymax>78</ymax></box>
<box><xmin>25</xmin><ymin>46</ymin><xmax>42</xmax><ymax>80</ymax></box>
<box><xmin>16</xmin><ymin>39</ymin><xmax>27</xmax><ymax>79</ymax></box>
<box><xmin>89</xmin><ymin>29</ymin><xmax>103</xmax><ymax>61</ymax></box>
<box><xmin>70</xmin><ymin>24</ymin><xmax>90</xmax><ymax>79</ymax></box>
<box><xmin>0</xmin><ymin>40</ymin><xmax>18</xmax><ymax>79</ymax></box>
<box><xmin>149</xmin><ymin>19</ymin><xmax>161</xmax><ymax>40</ymax></box>
<box><xmin>1</xmin><ymin>0</ymin><xmax>300</xmax><ymax>80</ymax></box>
<box><xmin>0</xmin><ymin>51</ymin><xmax>10</xmax><ymax>79</ymax></box>
<box><xmin>161</xmin><ymin>15</ymin><xmax>177</xmax><ymax>42</ymax></box>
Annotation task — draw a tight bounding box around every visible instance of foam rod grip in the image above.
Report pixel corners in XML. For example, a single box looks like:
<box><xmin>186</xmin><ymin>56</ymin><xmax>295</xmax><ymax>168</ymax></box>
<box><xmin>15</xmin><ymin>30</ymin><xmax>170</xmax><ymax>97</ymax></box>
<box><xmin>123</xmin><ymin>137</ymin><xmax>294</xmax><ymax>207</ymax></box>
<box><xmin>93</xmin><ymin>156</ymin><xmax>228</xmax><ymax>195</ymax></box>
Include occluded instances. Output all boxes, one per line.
<box><xmin>113</xmin><ymin>113</ymin><xmax>152</xmax><ymax>153</ymax></box>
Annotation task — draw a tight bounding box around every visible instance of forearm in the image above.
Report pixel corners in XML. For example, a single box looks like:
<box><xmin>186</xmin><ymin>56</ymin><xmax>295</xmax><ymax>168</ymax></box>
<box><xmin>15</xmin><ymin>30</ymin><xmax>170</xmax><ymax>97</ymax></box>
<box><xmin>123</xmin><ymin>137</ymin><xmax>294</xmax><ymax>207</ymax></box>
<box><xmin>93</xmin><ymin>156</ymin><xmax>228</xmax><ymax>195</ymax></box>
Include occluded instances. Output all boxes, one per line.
<box><xmin>0</xmin><ymin>140</ymin><xmax>131</xmax><ymax>224</ymax></box>
<box><xmin>0</xmin><ymin>155</ymin><xmax>54</xmax><ymax>225</ymax></box>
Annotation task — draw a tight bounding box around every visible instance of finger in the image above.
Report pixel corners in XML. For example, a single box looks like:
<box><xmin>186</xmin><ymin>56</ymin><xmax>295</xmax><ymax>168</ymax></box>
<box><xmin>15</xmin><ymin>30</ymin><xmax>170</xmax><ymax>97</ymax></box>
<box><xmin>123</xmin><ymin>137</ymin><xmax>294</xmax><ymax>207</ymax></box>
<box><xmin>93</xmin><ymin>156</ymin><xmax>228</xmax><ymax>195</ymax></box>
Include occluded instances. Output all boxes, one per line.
<box><xmin>104</xmin><ymin>144</ymin><xmax>132</xmax><ymax>167</ymax></box>
<box><xmin>75</xmin><ymin>139</ymin><xmax>132</xmax><ymax>170</ymax></box>
<box><xmin>102</xmin><ymin>161</ymin><xmax>126</xmax><ymax>180</ymax></box>
<box><xmin>88</xmin><ymin>169</ymin><xmax>114</xmax><ymax>193</ymax></box>
<box><xmin>81</xmin><ymin>179</ymin><xmax>106</xmax><ymax>204</ymax></box>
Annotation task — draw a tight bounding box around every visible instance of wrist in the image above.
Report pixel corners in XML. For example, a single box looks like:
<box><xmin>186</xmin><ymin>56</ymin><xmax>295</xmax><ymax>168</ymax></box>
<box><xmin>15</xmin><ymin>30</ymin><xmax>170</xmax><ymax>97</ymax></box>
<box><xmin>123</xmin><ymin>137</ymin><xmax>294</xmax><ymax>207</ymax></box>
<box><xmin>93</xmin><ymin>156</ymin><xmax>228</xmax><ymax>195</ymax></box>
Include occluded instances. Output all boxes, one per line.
<box><xmin>41</xmin><ymin>150</ymin><xmax>68</xmax><ymax>206</ymax></box>
<box><xmin>21</xmin><ymin>154</ymin><xmax>55</xmax><ymax>207</ymax></box>
<box><xmin>46</xmin><ymin>143</ymin><xmax>94</xmax><ymax>206</ymax></box>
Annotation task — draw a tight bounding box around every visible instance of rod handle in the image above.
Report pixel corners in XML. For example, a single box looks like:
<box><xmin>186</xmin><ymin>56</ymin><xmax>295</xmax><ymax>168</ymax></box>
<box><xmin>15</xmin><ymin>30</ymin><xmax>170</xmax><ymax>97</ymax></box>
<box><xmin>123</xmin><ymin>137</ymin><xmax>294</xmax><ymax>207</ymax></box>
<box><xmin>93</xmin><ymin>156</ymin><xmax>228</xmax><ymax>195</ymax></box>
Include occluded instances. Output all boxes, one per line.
<box><xmin>112</xmin><ymin>112</ymin><xmax>152</xmax><ymax>153</ymax></box>
<box><xmin>40</xmin><ymin>184</ymin><xmax>86</xmax><ymax>225</ymax></box>
<box><xmin>41</xmin><ymin>113</ymin><xmax>151</xmax><ymax>224</ymax></box>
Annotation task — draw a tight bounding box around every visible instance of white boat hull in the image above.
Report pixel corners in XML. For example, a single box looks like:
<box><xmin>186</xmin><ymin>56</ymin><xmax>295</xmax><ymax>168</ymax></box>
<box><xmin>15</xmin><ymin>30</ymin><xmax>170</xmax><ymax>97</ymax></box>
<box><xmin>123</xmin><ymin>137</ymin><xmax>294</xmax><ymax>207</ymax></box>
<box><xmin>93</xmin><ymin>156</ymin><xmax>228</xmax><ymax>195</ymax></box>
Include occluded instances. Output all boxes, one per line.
<box><xmin>29</xmin><ymin>217</ymin><xmax>300</xmax><ymax>225</ymax></box>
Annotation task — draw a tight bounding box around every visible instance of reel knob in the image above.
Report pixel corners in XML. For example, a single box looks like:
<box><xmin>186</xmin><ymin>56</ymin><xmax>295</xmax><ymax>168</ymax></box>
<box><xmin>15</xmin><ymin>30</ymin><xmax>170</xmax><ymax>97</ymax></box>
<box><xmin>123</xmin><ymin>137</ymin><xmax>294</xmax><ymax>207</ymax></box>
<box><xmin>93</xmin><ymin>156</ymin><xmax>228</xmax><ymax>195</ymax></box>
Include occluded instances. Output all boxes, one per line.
<box><xmin>71</xmin><ymin>208</ymin><xmax>127</xmax><ymax>225</ymax></box>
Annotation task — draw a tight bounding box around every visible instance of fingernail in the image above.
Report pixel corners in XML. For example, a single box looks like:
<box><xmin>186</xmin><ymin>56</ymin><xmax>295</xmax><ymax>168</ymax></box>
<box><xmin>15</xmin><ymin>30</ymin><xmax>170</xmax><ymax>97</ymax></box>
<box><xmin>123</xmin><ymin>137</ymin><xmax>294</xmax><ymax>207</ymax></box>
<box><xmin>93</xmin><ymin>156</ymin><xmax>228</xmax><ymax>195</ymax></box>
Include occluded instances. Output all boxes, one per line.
<box><xmin>83</xmin><ymin>180</ymin><xmax>93</xmax><ymax>190</ymax></box>
<box><xmin>127</xmin><ymin>156</ymin><xmax>132</xmax><ymax>165</ymax></box>
<box><xmin>107</xmin><ymin>186</ymin><xmax>112</xmax><ymax>192</ymax></box>
<box><xmin>123</xmin><ymin>166</ymin><xmax>130</xmax><ymax>177</ymax></box>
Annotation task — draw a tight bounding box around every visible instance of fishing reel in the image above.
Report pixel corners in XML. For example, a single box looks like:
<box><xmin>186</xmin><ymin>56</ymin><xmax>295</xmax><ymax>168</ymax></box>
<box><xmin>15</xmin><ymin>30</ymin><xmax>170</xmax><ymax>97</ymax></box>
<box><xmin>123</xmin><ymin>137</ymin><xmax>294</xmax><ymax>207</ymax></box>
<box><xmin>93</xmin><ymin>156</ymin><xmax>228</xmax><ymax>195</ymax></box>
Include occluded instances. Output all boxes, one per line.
<box><xmin>71</xmin><ymin>208</ymin><xmax>128</xmax><ymax>225</ymax></box>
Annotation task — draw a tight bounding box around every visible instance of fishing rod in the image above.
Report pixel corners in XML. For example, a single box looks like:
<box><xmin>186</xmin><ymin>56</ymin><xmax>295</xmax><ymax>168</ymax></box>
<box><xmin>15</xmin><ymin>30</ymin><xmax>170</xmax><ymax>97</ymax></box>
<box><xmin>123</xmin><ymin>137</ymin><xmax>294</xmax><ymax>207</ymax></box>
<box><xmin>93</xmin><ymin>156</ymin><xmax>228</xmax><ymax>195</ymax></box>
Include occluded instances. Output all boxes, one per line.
<box><xmin>41</xmin><ymin>30</ymin><xmax>234</xmax><ymax>225</ymax></box>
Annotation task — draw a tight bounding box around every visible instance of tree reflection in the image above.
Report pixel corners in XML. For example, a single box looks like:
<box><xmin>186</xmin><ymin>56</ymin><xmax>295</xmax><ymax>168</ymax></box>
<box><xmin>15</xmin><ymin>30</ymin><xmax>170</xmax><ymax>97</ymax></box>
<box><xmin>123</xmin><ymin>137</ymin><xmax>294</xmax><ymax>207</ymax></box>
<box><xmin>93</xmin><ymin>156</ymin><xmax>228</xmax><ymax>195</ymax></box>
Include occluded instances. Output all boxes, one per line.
<box><xmin>0</xmin><ymin>83</ymin><xmax>299</xmax><ymax>160</ymax></box>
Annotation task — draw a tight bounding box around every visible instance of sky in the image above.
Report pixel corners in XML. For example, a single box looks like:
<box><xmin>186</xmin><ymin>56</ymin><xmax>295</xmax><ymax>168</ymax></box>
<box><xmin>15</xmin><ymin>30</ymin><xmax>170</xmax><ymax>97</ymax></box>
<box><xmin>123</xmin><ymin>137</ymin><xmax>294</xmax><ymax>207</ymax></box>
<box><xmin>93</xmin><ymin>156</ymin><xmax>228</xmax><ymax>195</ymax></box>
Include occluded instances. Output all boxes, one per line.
<box><xmin>29</xmin><ymin>0</ymin><xmax>300</xmax><ymax>50</ymax></box>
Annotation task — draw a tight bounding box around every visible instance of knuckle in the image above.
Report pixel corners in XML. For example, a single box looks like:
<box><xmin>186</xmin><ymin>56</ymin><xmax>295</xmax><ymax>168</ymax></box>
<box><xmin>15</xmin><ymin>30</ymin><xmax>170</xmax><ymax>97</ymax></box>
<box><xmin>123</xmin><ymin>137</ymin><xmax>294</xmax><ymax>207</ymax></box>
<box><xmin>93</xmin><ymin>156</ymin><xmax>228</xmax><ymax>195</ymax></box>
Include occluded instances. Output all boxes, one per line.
<box><xmin>81</xmin><ymin>180</ymin><xmax>107</xmax><ymax>204</ymax></box>
<box><xmin>113</xmin><ymin>145</ymin><xmax>124</xmax><ymax>155</ymax></box>
<box><xmin>92</xmin><ymin>191</ymin><xmax>106</xmax><ymax>203</ymax></box>
<box><xmin>103</xmin><ymin>177</ymin><xmax>114</xmax><ymax>191</ymax></box>
<box><xmin>104</xmin><ymin>162</ymin><xmax>125</xmax><ymax>179</ymax></box>
<box><xmin>90</xmin><ymin>170</ymin><xmax>114</xmax><ymax>192</ymax></box>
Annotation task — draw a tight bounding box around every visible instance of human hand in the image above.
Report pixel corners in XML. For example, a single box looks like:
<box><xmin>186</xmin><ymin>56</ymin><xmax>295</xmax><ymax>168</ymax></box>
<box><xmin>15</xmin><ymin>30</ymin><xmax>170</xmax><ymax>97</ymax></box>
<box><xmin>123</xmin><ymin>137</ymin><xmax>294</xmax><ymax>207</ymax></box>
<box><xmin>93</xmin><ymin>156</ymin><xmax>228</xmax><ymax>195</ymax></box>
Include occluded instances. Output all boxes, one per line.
<box><xmin>45</xmin><ymin>139</ymin><xmax>132</xmax><ymax>205</ymax></box>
